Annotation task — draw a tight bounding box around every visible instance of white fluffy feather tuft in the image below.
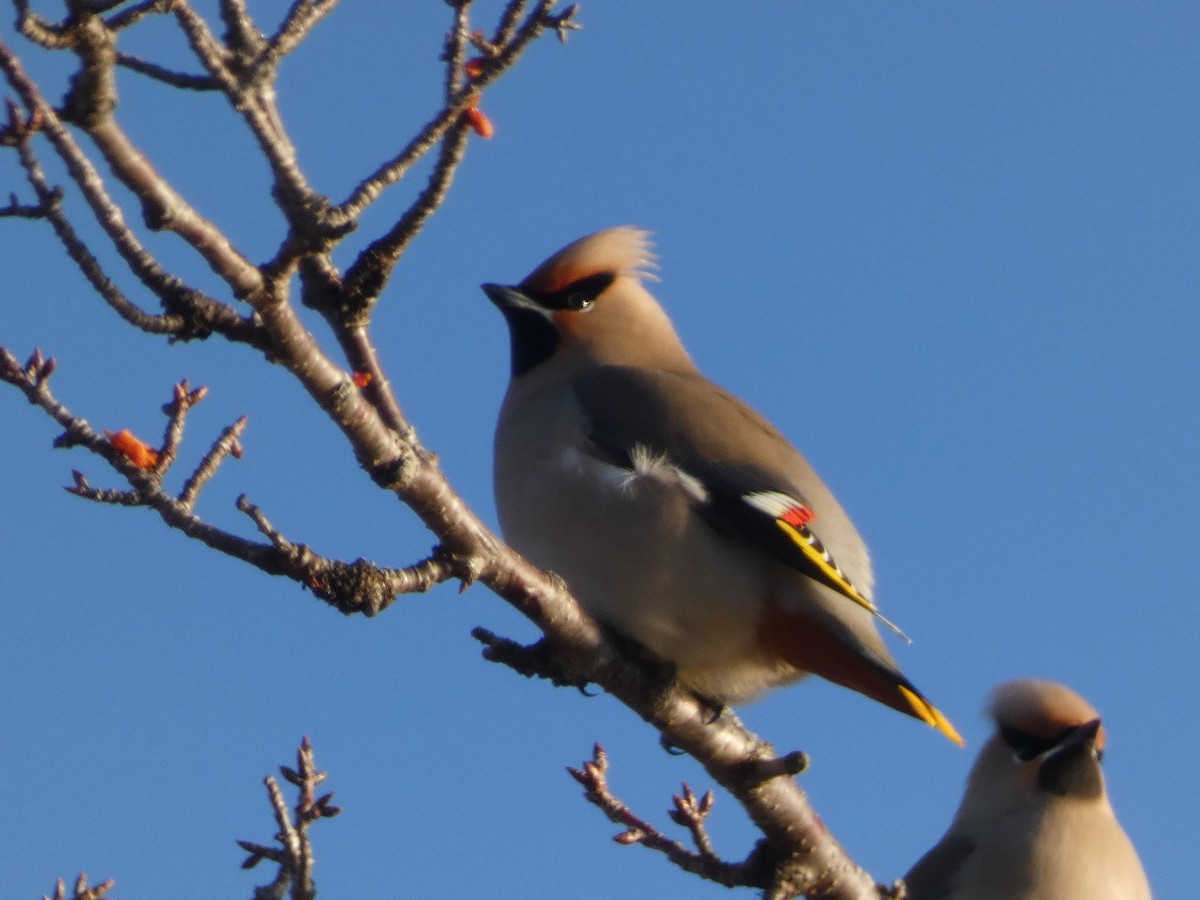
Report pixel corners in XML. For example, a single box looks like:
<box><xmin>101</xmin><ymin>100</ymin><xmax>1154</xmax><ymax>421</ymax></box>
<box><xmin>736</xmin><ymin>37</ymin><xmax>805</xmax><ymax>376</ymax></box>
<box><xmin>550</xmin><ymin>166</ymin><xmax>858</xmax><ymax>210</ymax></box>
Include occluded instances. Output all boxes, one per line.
<box><xmin>520</xmin><ymin>226</ymin><xmax>659</xmax><ymax>294</ymax></box>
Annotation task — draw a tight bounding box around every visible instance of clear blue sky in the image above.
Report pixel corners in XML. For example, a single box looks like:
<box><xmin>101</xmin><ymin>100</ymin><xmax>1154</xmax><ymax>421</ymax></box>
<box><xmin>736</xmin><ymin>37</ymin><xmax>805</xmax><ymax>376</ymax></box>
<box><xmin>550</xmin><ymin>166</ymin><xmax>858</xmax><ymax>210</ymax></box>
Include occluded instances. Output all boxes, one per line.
<box><xmin>2</xmin><ymin>3</ymin><xmax>1197</xmax><ymax>897</ymax></box>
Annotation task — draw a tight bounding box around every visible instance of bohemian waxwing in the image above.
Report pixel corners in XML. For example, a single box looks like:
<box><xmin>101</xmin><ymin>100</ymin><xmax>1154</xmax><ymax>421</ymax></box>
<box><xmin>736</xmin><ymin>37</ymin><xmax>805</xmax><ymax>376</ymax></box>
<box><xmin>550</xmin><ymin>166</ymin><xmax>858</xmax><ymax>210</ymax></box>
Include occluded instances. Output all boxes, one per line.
<box><xmin>904</xmin><ymin>679</ymin><xmax>1151</xmax><ymax>899</ymax></box>
<box><xmin>483</xmin><ymin>226</ymin><xmax>960</xmax><ymax>743</ymax></box>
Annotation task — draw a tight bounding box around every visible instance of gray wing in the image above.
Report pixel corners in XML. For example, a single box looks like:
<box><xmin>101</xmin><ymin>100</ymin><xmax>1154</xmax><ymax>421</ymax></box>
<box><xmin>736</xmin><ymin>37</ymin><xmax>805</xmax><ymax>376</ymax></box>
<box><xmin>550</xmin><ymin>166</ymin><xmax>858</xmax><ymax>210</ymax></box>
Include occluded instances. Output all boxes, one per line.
<box><xmin>572</xmin><ymin>365</ymin><xmax>879</xmax><ymax>614</ymax></box>
<box><xmin>572</xmin><ymin>365</ymin><xmax>817</xmax><ymax>486</ymax></box>
<box><xmin>903</xmin><ymin>833</ymin><xmax>975</xmax><ymax>900</ymax></box>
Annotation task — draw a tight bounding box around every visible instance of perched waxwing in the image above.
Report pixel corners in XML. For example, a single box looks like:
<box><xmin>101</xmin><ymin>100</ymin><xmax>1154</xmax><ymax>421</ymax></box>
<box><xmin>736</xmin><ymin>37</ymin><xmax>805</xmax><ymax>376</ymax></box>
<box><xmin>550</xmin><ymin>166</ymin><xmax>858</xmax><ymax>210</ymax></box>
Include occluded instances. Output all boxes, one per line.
<box><xmin>904</xmin><ymin>679</ymin><xmax>1151</xmax><ymax>899</ymax></box>
<box><xmin>483</xmin><ymin>226</ymin><xmax>960</xmax><ymax>743</ymax></box>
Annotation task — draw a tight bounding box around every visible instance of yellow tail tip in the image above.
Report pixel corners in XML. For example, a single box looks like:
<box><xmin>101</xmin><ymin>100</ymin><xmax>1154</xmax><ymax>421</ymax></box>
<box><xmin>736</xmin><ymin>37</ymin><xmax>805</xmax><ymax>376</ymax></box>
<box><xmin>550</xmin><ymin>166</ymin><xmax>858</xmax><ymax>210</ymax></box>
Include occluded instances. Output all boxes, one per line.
<box><xmin>929</xmin><ymin>707</ymin><xmax>965</xmax><ymax>747</ymax></box>
<box><xmin>898</xmin><ymin>685</ymin><xmax>965</xmax><ymax>746</ymax></box>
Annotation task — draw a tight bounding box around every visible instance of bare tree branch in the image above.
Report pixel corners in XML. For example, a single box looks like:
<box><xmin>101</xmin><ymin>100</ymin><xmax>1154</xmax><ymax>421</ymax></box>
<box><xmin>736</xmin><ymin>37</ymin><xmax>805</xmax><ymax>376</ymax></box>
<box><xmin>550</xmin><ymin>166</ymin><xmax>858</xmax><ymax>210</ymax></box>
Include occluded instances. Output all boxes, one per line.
<box><xmin>476</xmin><ymin>629</ymin><xmax>882</xmax><ymax>898</ymax></box>
<box><xmin>55</xmin><ymin>11</ymin><xmax>266</xmax><ymax>297</ymax></box>
<box><xmin>338</xmin><ymin>117</ymin><xmax>471</xmax><ymax>316</ymax></box>
<box><xmin>3</xmin><ymin>329</ymin><xmax>886</xmax><ymax>895</ymax></box>
<box><xmin>335</xmin><ymin>0</ymin><xmax>477</xmax><ymax>310</ymax></box>
<box><xmin>104</xmin><ymin>0</ymin><xmax>175</xmax><ymax>33</ymax></box>
<box><xmin>492</xmin><ymin>0</ymin><xmax>530</xmax><ymax>47</ymax></box>
<box><xmin>172</xmin><ymin>0</ymin><xmax>337</xmax><ymax>246</ymax></box>
<box><xmin>334</xmin><ymin>0</ymin><xmax>565</xmax><ymax>221</ymax></box>
<box><xmin>3</xmin><ymin>98</ymin><xmax>263</xmax><ymax>344</ymax></box>
<box><xmin>15</xmin><ymin>1</ymin><xmax>74</xmax><ymax>50</ymax></box>
<box><xmin>115</xmin><ymin>50</ymin><xmax>218</xmax><ymax>89</ymax></box>
<box><xmin>238</xmin><ymin>737</ymin><xmax>341</xmax><ymax>900</ymax></box>
<box><xmin>218</xmin><ymin>0</ymin><xmax>265</xmax><ymax>58</ymax></box>
<box><xmin>240</xmin><ymin>0</ymin><xmax>341</xmax><ymax>87</ymax></box>
<box><xmin>175</xmin><ymin>414</ymin><xmax>245</xmax><ymax>506</ymax></box>
<box><xmin>568</xmin><ymin>743</ymin><xmax>773</xmax><ymax>890</ymax></box>
<box><xmin>0</xmin><ymin>33</ymin><xmax>261</xmax><ymax>342</ymax></box>
<box><xmin>0</xmin><ymin>349</ymin><xmax>452</xmax><ymax>615</ymax></box>
<box><xmin>41</xmin><ymin>873</ymin><xmax>115</xmax><ymax>900</ymax></box>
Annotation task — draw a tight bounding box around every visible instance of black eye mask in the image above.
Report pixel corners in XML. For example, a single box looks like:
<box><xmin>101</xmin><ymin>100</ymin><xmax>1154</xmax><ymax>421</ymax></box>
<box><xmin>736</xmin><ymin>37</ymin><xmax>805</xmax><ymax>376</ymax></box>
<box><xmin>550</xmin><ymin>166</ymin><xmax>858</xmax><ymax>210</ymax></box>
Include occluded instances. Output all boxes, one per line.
<box><xmin>535</xmin><ymin>272</ymin><xmax>616</xmax><ymax>311</ymax></box>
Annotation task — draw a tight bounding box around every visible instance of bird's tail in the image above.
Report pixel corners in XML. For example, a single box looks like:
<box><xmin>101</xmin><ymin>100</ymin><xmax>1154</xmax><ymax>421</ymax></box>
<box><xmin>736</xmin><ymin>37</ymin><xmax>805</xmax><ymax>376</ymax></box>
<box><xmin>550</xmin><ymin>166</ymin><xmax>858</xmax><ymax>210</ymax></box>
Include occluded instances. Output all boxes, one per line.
<box><xmin>760</xmin><ymin>605</ymin><xmax>963</xmax><ymax>745</ymax></box>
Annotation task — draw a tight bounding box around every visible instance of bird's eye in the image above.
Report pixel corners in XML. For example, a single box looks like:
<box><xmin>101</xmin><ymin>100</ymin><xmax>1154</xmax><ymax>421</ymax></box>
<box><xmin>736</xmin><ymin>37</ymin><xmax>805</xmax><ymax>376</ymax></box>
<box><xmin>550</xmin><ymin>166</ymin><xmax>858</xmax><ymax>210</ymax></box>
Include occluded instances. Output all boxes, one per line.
<box><xmin>551</xmin><ymin>272</ymin><xmax>614</xmax><ymax>311</ymax></box>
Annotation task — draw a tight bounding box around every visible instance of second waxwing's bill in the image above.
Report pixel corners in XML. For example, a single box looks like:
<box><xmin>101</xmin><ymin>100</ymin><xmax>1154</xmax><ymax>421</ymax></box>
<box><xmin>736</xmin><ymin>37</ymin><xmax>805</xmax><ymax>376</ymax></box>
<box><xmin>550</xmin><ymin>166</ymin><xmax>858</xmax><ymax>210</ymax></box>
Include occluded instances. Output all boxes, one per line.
<box><xmin>483</xmin><ymin>226</ymin><xmax>960</xmax><ymax>744</ymax></box>
<box><xmin>904</xmin><ymin>679</ymin><xmax>1151</xmax><ymax>899</ymax></box>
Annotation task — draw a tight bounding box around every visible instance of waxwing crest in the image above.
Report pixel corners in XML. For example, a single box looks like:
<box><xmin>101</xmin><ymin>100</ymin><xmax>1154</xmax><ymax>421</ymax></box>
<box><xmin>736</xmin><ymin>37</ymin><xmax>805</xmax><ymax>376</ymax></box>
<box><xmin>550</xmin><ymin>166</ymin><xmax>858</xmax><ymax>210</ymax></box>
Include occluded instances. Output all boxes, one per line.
<box><xmin>989</xmin><ymin>679</ymin><xmax>1106</xmax><ymax>750</ymax></box>
<box><xmin>519</xmin><ymin>226</ymin><xmax>658</xmax><ymax>294</ymax></box>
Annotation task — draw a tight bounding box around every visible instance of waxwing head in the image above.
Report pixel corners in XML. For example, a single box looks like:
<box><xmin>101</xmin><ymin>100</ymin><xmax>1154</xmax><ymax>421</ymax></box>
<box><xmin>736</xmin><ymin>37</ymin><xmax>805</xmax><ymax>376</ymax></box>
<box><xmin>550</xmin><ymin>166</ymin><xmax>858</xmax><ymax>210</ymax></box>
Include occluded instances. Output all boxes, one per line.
<box><xmin>906</xmin><ymin>680</ymin><xmax>1149</xmax><ymax>899</ymax></box>
<box><xmin>961</xmin><ymin>679</ymin><xmax>1109</xmax><ymax>821</ymax></box>
<box><xmin>482</xmin><ymin>227</ymin><xmax>695</xmax><ymax>377</ymax></box>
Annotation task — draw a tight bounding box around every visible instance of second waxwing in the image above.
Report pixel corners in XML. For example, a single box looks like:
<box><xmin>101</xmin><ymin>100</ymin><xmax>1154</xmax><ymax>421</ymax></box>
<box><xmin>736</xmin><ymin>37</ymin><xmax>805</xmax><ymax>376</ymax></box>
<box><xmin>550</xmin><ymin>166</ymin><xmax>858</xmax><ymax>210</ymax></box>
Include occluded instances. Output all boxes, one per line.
<box><xmin>904</xmin><ymin>679</ymin><xmax>1151</xmax><ymax>899</ymax></box>
<box><xmin>482</xmin><ymin>226</ymin><xmax>960</xmax><ymax>743</ymax></box>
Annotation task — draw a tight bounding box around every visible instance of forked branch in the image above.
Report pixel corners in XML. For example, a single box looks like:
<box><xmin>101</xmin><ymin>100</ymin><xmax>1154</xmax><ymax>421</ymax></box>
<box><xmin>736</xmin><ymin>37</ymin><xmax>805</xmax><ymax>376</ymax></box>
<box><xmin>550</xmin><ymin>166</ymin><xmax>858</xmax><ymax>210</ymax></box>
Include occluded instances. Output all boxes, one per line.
<box><xmin>40</xmin><ymin>873</ymin><xmax>115</xmax><ymax>900</ymax></box>
<box><xmin>238</xmin><ymin>737</ymin><xmax>341</xmax><ymax>900</ymax></box>
<box><xmin>568</xmin><ymin>743</ymin><xmax>775</xmax><ymax>890</ymax></box>
<box><xmin>0</xmin><ymin>348</ymin><xmax>453</xmax><ymax>615</ymax></box>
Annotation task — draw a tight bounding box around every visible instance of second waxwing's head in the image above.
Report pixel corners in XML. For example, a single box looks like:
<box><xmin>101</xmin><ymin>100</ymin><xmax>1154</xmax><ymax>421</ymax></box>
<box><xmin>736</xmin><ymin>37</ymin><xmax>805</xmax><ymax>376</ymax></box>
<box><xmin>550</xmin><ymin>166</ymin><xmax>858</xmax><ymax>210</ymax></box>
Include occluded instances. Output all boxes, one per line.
<box><xmin>482</xmin><ymin>227</ymin><xmax>696</xmax><ymax>378</ymax></box>
<box><xmin>955</xmin><ymin>679</ymin><xmax>1111</xmax><ymax>827</ymax></box>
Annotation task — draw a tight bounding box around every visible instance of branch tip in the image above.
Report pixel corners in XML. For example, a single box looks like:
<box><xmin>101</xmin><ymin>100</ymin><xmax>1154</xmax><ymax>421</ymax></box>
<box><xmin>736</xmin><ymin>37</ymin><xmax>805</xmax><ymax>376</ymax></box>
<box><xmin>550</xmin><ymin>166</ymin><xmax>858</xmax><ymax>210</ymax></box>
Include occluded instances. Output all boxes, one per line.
<box><xmin>546</xmin><ymin>2</ymin><xmax>581</xmax><ymax>43</ymax></box>
<box><xmin>744</xmin><ymin>750</ymin><xmax>811</xmax><ymax>786</ymax></box>
<box><xmin>40</xmin><ymin>872</ymin><xmax>115</xmax><ymax>900</ymax></box>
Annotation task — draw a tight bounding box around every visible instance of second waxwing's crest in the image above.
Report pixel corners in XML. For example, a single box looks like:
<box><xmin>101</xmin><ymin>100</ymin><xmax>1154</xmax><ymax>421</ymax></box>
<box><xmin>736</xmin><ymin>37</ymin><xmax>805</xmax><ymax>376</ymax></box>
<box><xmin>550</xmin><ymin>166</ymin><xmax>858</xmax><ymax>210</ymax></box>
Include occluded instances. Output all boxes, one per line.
<box><xmin>989</xmin><ymin>679</ymin><xmax>1105</xmax><ymax>748</ymax></box>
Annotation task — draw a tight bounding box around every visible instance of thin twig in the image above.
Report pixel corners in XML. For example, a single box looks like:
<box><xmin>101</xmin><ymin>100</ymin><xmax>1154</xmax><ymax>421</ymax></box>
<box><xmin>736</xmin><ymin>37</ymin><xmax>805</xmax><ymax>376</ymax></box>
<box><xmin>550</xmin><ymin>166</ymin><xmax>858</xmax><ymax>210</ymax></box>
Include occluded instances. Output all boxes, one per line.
<box><xmin>0</xmin><ymin>37</ymin><xmax>266</xmax><ymax>344</ymax></box>
<box><xmin>173</xmin><ymin>1</ymin><xmax>341</xmax><ymax>247</ymax></box>
<box><xmin>219</xmin><ymin>0</ymin><xmax>266</xmax><ymax>57</ymax></box>
<box><xmin>546</xmin><ymin>3</ymin><xmax>582</xmax><ymax>43</ymax></box>
<box><xmin>54</xmin><ymin>14</ymin><xmax>265</xmax><ymax>298</ymax></box>
<box><xmin>158</xmin><ymin>380</ymin><xmax>210</xmax><ymax>475</ymax></box>
<box><xmin>115</xmin><ymin>51</ymin><xmax>218</xmax><ymax>89</ymax></box>
<box><xmin>326</xmin><ymin>323</ymin><xmax>415</xmax><ymax>442</ymax></box>
<box><xmin>15</xmin><ymin>1</ymin><xmax>73</xmax><ymax>49</ymax></box>
<box><xmin>339</xmin><ymin>117</ymin><xmax>470</xmax><ymax>312</ymax></box>
<box><xmin>238</xmin><ymin>738</ymin><xmax>340</xmax><ymax>900</ymax></box>
<box><xmin>104</xmin><ymin>0</ymin><xmax>175</xmax><ymax>32</ymax></box>
<box><xmin>41</xmin><ymin>873</ymin><xmax>115</xmax><ymax>900</ymax></box>
<box><xmin>177</xmin><ymin>415</ymin><xmax>245</xmax><ymax>509</ymax></box>
<box><xmin>334</xmin><ymin>0</ymin><xmax>559</xmax><ymax>220</ymax></box>
<box><xmin>67</xmin><ymin>469</ymin><xmax>142</xmax><ymax>505</ymax></box>
<box><xmin>241</xmin><ymin>0</ymin><xmax>341</xmax><ymax>86</ymax></box>
<box><xmin>492</xmin><ymin>0</ymin><xmax>528</xmax><ymax>47</ymax></box>
<box><xmin>1</xmin><ymin>349</ymin><xmax>447</xmax><ymax>614</ymax></box>
<box><xmin>442</xmin><ymin>0</ymin><xmax>472</xmax><ymax>99</ymax></box>
<box><xmin>11</xmin><ymin>119</ymin><xmax>188</xmax><ymax>337</ymax></box>
<box><xmin>17</xmin><ymin>119</ymin><xmax>263</xmax><ymax>343</ymax></box>
<box><xmin>236</xmin><ymin>495</ymin><xmax>453</xmax><ymax>614</ymax></box>
<box><xmin>670</xmin><ymin>782</ymin><xmax>720</xmax><ymax>862</ymax></box>
<box><xmin>567</xmin><ymin>744</ymin><xmax>771</xmax><ymax>889</ymax></box>
<box><xmin>471</xmin><ymin>629</ymin><xmax>593</xmax><ymax>692</ymax></box>
<box><xmin>0</xmin><ymin>196</ymin><xmax>47</xmax><ymax>217</ymax></box>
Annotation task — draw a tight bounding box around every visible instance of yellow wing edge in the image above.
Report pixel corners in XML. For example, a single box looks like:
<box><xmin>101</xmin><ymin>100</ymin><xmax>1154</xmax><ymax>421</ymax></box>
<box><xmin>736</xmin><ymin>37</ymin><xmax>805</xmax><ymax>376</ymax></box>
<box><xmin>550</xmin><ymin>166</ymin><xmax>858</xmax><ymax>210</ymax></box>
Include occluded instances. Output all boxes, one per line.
<box><xmin>776</xmin><ymin>519</ymin><xmax>912</xmax><ymax>644</ymax></box>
